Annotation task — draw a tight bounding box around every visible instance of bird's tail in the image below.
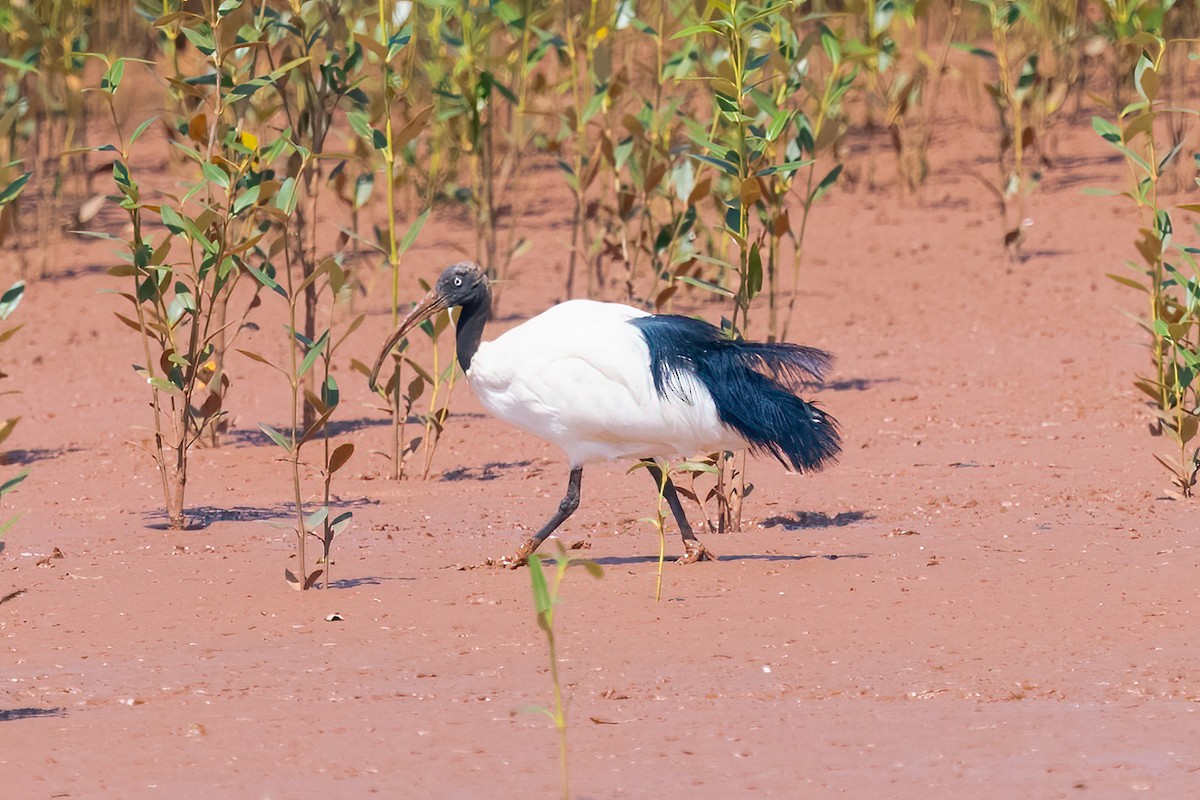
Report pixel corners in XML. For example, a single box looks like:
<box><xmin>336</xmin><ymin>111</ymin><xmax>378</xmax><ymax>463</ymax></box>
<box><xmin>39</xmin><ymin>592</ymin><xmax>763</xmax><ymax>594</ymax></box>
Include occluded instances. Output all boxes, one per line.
<box><xmin>697</xmin><ymin>341</ymin><xmax>841</xmax><ymax>472</ymax></box>
<box><xmin>633</xmin><ymin>316</ymin><xmax>841</xmax><ymax>473</ymax></box>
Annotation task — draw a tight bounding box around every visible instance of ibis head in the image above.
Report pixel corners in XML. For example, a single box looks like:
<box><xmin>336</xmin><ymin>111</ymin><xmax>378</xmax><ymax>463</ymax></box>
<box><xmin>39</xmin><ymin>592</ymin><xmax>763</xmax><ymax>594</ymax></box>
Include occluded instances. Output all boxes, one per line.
<box><xmin>369</xmin><ymin>261</ymin><xmax>491</xmax><ymax>390</ymax></box>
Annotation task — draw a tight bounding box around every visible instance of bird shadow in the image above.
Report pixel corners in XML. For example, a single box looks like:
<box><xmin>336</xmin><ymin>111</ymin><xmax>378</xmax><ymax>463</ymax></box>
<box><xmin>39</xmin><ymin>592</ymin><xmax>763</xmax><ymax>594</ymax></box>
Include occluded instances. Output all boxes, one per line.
<box><xmin>585</xmin><ymin>552</ymin><xmax>867</xmax><ymax>566</ymax></box>
<box><xmin>758</xmin><ymin>509</ymin><xmax>872</xmax><ymax>530</ymax></box>
<box><xmin>0</xmin><ymin>707</ymin><xmax>66</xmax><ymax>722</ymax></box>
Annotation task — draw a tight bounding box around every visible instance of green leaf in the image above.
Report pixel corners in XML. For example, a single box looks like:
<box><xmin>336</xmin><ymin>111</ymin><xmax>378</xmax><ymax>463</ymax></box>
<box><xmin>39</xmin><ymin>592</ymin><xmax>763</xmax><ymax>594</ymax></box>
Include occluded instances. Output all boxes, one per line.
<box><xmin>258</xmin><ymin>422</ymin><xmax>292</xmax><ymax>452</ymax></box>
<box><xmin>819</xmin><ymin>25</ymin><xmax>842</xmax><ymax>65</ymax></box>
<box><xmin>232</xmin><ymin>184</ymin><xmax>261</xmax><ymax>215</ymax></box>
<box><xmin>952</xmin><ymin>42</ymin><xmax>995</xmax><ymax>60</ymax></box>
<box><xmin>671</xmin><ymin>23</ymin><xmax>719</xmax><ymax>39</ymax></box>
<box><xmin>0</xmin><ymin>281</ymin><xmax>24</xmax><ymax>320</ymax></box>
<box><xmin>0</xmin><ymin>468</ymin><xmax>28</xmax><ymax>497</ymax></box>
<box><xmin>159</xmin><ymin>205</ymin><xmax>192</xmax><ymax>237</ymax></box>
<box><xmin>229</xmin><ymin>75</ymin><xmax>273</xmax><ymax>99</ymax></box>
<box><xmin>298</xmin><ymin>332</ymin><xmax>329</xmax><ymax>380</ymax></box>
<box><xmin>808</xmin><ymin>163</ymin><xmax>843</xmax><ymax>205</ymax></box>
<box><xmin>1105</xmin><ymin>273</ymin><xmax>1150</xmax><ymax>293</ymax></box>
<box><xmin>0</xmin><ymin>172</ymin><xmax>31</xmax><ymax>206</ymax></box>
<box><xmin>527</xmin><ymin>554</ymin><xmax>552</xmax><ymax>631</ymax></box>
<box><xmin>304</xmin><ymin>506</ymin><xmax>329</xmax><ymax>533</ymax></box>
<box><xmin>101</xmin><ymin>58</ymin><xmax>126</xmax><ymax>94</ymax></box>
<box><xmin>676</xmin><ymin>275</ymin><xmax>733</xmax><ymax>297</ymax></box>
<box><xmin>746</xmin><ymin>243</ymin><xmax>763</xmax><ymax>299</ymax></box>
<box><xmin>201</xmin><ymin>161</ymin><xmax>230</xmax><ymax>190</ymax></box>
<box><xmin>1091</xmin><ymin>116</ymin><xmax>1121</xmax><ymax>143</ymax></box>
<box><xmin>180</xmin><ymin>23</ymin><xmax>216</xmax><ymax>55</ymax></box>
<box><xmin>148</xmin><ymin>376</ymin><xmax>182</xmax><ymax>395</ymax></box>
<box><xmin>674</xmin><ymin>460</ymin><xmax>719</xmax><ymax>474</ymax></box>
<box><xmin>397</xmin><ymin>208</ymin><xmax>431</xmax><ymax>256</ymax></box>
<box><xmin>276</xmin><ymin>176</ymin><xmax>298</xmax><ymax>215</ymax></box>
<box><xmin>0</xmin><ymin>56</ymin><xmax>39</xmax><ymax>76</ymax></box>
<box><xmin>243</xmin><ymin>263</ymin><xmax>287</xmax><ymax>298</ymax></box>
<box><xmin>756</xmin><ymin>159</ymin><xmax>812</xmax><ymax>177</ymax></box>
<box><xmin>0</xmin><ymin>417</ymin><xmax>19</xmax><ymax>447</ymax></box>
<box><xmin>330</xmin><ymin>511</ymin><xmax>353</xmax><ymax>536</ymax></box>
<box><xmin>690</xmin><ymin>153</ymin><xmax>738</xmax><ymax>176</ymax></box>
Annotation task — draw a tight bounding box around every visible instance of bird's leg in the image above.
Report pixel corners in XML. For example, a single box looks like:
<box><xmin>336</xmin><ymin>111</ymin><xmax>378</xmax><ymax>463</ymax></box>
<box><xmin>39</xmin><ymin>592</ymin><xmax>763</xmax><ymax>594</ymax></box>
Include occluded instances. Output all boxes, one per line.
<box><xmin>502</xmin><ymin>466</ymin><xmax>583</xmax><ymax>569</ymax></box>
<box><xmin>641</xmin><ymin>459</ymin><xmax>717</xmax><ymax>564</ymax></box>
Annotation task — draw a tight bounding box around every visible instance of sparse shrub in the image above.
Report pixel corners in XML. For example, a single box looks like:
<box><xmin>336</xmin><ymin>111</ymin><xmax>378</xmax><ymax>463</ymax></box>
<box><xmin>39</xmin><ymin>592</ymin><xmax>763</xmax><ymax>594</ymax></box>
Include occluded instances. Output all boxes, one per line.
<box><xmin>523</xmin><ymin>544</ymin><xmax>603</xmax><ymax>800</ymax></box>
<box><xmin>1089</xmin><ymin>33</ymin><xmax>1200</xmax><ymax>497</ymax></box>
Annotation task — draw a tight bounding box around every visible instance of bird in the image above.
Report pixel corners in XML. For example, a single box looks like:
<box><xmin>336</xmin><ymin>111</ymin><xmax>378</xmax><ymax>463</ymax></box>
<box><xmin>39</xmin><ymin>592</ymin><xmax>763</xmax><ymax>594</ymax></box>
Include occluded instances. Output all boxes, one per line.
<box><xmin>370</xmin><ymin>261</ymin><xmax>841</xmax><ymax>567</ymax></box>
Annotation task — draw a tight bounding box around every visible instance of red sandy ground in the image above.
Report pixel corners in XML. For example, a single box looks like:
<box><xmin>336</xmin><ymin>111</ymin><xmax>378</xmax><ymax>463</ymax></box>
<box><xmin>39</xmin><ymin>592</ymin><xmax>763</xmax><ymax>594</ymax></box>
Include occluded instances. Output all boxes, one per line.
<box><xmin>3</xmin><ymin>78</ymin><xmax>1200</xmax><ymax>799</ymax></box>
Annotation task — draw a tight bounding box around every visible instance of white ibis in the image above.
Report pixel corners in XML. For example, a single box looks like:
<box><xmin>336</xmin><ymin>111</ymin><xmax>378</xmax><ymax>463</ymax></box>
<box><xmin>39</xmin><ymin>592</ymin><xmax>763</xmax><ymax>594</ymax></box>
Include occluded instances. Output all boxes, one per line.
<box><xmin>370</xmin><ymin>261</ymin><xmax>840</xmax><ymax>567</ymax></box>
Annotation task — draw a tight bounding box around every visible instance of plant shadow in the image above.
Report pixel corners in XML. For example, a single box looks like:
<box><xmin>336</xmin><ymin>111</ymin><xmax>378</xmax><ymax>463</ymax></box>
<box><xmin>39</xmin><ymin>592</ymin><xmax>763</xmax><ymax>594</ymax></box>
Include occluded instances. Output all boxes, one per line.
<box><xmin>0</xmin><ymin>707</ymin><xmax>66</xmax><ymax>722</ymax></box>
<box><xmin>586</xmin><ymin>552</ymin><xmax>867</xmax><ymax>566</ymax></box>
<box><xmin>1</xmin><ymin>447</ymin><xmax>82</xmax><ymax>466</ymax></box>
<box><xmin>143</xmin><ymin>497</ymin><xmax>380</xmax><ymax>530</ymax></box>
<box><xmin>758</xmin><ymin>509</ymin><xmax>872</xmax><ymax>530</ymax></box>
<box><xmin>326</xmin><ymin>575</ymin><xmax>416</xmax><ymax>588</ymax></box>
<box><xmin>825</xmin><ymin>376</ymin><xmax>897</xmax><ymax>392</ymax></box>
<box><xmin>441</xmin><ymin>460</ymin><xmax>533</xmax><ymax>482</ymax></box>
<box><xmin>224</xmin><ymin>413</ymin><xmax>488</xmax><ymax>448</ymax></box>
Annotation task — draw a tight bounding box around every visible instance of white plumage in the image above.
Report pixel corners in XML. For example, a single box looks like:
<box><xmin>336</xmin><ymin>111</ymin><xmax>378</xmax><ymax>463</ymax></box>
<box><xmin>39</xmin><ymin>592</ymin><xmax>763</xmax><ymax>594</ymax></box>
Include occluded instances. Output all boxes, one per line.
<box><xmin>468</xmin><ymin>300</ymin><xmax>743</xmax><ymax>466</ymax></box>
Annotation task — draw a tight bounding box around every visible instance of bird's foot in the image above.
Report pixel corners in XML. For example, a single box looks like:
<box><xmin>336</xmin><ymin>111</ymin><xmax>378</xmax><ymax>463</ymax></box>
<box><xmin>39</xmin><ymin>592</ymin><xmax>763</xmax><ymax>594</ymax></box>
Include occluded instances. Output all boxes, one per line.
<box><xmin>677</xmin><ymin>540</ymin><xmax>717</xmax><ymax>564</ymax></box>
<box><xmin>494</xmin><ymin>538</ymin><xmax>540</xmax><ymax>570</ymax></box>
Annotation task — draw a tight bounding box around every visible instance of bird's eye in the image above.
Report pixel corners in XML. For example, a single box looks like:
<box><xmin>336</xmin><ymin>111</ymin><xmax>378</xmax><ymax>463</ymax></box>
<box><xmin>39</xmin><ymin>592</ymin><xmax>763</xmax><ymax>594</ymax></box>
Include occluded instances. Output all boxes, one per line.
<box><xmin>454</xmin><ymin>276</ymin><xmax>463</xmax><ymax>287</ymax></box>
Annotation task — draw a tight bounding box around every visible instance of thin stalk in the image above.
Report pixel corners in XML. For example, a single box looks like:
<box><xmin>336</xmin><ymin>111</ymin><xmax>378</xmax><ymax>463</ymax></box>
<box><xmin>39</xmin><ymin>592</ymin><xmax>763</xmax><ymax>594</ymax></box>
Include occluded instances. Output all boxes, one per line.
<box><xmin>379</xmin><ymin>0</ymin><xmax>407</xmax><ymax>480</ymax></box>
<box><xmin>281</xmin><ymin>207</ymin><xmax>308</xmax><ymax>586</ymax></box>
<box><xmin>653</xmin><ymin>462</ymin><xmax>668</xmax><ymax>603</ymax></box>
<box><xmin>542</xmin><ymin>566</ymin><xmax>570</xmax><ymax>800</ymax></box>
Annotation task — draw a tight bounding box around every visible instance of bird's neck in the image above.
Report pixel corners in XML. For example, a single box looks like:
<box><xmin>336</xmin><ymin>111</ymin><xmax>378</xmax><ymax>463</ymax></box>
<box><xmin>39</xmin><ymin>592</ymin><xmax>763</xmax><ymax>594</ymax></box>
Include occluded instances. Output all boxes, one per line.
<box><xmin>455</xmin><ymin>285</ymin><xmax>491</xmax><ymax>372</ymax></box>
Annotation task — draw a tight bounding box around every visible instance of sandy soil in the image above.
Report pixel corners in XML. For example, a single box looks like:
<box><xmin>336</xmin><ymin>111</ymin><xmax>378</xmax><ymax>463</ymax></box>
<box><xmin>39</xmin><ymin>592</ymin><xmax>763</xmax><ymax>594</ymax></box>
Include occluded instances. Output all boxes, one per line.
<box><xmin>3</xmin><ymin>77</ymin><xmax>1200</xmax><ymax>800</ymax></box>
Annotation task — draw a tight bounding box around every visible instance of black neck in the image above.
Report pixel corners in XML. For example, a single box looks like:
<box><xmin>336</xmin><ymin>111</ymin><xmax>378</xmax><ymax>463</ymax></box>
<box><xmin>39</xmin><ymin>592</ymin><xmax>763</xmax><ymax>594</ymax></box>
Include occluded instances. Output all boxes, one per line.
<box><xmin>455</xmin><ymin>284</ymin><xmax>491</xmax><ymax>371</ymax></box>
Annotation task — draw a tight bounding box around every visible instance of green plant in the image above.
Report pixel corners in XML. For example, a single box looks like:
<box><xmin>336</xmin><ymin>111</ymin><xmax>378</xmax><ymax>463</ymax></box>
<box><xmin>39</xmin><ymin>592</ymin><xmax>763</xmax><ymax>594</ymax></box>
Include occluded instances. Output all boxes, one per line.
<box><xmin>344</xmin><ymin>4</ymin><xmax>432</xmax><ymax>479</ymax></box>
<box><xmin>0</xmin><ymin>277</ymin><xmax>29</xmax><ymax>536</ymax></box>
<box><xmin>847</xmin><ymin>0</ymin><xmax>962</xmax><ymax>198</ymax></box>
<box><xmin>523</xmin><ymin>544</ymin><xmax>603</xmax><ymax>800</ymax></box>
<box><xmin>1093</xmin><ymin>0</ymin><xmax>1178</xmax><ymax>107</ymax></box>
<box><xmin>420</xmin><ymin>0</ymin><xmax>549</xmax><ymax>308</ymax></box>
<box><xmin>0</xmin><ymin>0</ymin><xmax>94</xmax><ymax>277</ymax></box>
<box><xmin>631</xmin><ymin>458</ymin><xmax>716</xmax><ymax>601</ymax></box>
<box><xmin>219</xmin><ymin>1</ymin><xmax>368</xmax><ymax>587</ymax></box>
<box><xmin>1089</xmin><ymin>33</ymin><xmax>1200</xmax><ymax>497</ymax></box>
<box><xmin>89</xmin><ymin>44</ymin><xmax>264</xmax><ymax>529</ymax></box>
<box><xmin>961</xmin><ymin>0</ymin><xmax>1075</xmax><ymax>255</ymax></box>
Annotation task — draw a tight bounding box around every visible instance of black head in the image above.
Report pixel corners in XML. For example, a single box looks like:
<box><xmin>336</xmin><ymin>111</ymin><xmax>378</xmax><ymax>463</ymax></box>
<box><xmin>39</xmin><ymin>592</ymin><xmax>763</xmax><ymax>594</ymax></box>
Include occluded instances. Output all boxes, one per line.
<box><xmin>369</xmin><ymin>261</ymin><xmax>492</xmax><ymax>390</ymax></box>
<box><xmin>434</xmin><ymin>261</ymin><xmax>490</xmax><ymax>308</ymax></box>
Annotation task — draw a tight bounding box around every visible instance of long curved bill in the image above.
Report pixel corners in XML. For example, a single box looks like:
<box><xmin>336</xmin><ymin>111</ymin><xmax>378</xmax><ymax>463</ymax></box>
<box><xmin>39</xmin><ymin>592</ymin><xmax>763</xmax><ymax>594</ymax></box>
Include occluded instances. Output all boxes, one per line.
<box><xmin>369</xmin><ymin>288</ymin><xmax>450</xmax><ymax>391</ymax></box>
